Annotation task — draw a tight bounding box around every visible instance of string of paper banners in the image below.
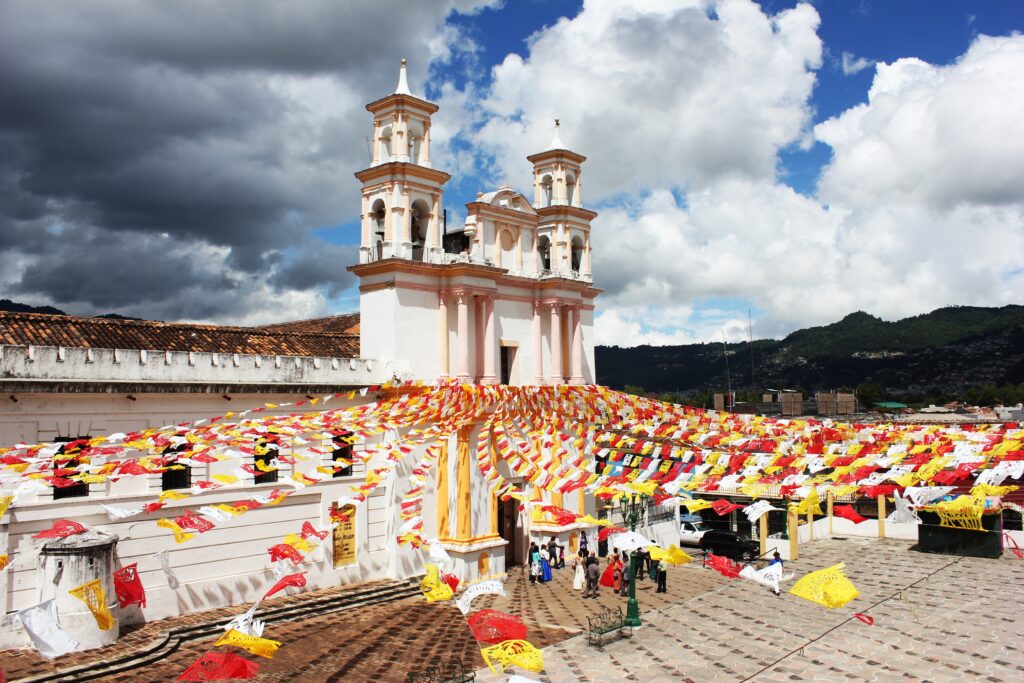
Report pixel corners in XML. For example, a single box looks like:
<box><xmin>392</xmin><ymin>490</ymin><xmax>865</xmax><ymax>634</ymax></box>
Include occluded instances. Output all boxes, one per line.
<box><xmin>1</xmin><ymin>383</ymin><xmax>1021</xmax><ymax>678</ymax></box>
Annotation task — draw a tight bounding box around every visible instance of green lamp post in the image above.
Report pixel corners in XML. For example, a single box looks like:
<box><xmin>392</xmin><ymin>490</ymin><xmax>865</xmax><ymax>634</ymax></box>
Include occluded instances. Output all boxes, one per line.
<box><xmin>620</xmin><ymin>492</ymin><xmax>648</xmax><ymax>628</ymax></box>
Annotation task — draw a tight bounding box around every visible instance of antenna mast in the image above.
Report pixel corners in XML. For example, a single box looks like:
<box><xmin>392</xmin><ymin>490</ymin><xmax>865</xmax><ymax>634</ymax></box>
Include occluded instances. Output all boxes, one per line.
<box><xmin>721</xmin><ymin>331</ymin><xmax>732</xmax><ymax>408</ymax></box>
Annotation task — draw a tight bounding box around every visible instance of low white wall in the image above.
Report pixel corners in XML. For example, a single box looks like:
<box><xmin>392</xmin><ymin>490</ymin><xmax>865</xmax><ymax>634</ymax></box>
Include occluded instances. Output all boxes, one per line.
<box><xmin>1</xmin><ymin>344</ymin><xmax>406</xmax><ymax>387</ymax></box>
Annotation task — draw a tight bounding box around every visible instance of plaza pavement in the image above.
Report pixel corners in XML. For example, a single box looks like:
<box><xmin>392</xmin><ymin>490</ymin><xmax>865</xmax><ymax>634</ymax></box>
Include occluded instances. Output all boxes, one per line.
<box><xmin>2</xmin><ymin>537</ymin><xmax>1021</xmax><ymax>681</ymax></box>
<box><xmin>475</xmin><ymin>537</ymin><xmax>1024</xmax><ymax>683</ymax></box>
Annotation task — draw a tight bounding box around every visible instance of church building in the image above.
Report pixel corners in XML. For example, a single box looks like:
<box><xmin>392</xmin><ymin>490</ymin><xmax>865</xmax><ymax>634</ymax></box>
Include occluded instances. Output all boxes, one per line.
<box><xmin>0</xmin><ymin>62</ymin><xmax>604</xmax><ymax>650</ymax></box>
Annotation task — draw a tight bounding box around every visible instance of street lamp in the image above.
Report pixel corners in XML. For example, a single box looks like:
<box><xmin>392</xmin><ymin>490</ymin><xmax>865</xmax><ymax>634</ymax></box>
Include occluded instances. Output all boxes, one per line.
<box><xmin>618</xmin><ymin>492</ymin><xmax>648</xmax><ymax>628</ymax></box>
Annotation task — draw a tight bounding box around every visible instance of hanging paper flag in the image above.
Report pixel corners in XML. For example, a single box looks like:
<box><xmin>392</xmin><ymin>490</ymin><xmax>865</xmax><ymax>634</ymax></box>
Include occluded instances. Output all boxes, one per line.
<box><xmin>597</xmin><ymin>526</ymin><xmax>627</xmax><ymax>542</ymax></box>
<box><xmin>705</xmin><ymin>553</ymin><xmax>742</xmax><ymax>579</ymax></box>
<box><xmin>453</xmin><ymin>578</ymin><xmax>506</xmax><ymax>615</ymax></box>
<box><xmin>468</xmin><ymin>609</ymin><xmax>528</xmax><ymax>645</ymax></box>
<box><xmin>789</xmin><ymin>563</ymin><xmax>859</xmax><ymax>608</ymax></box>
<box><xmin>300</xmin><ymin>521</ymin><xmax>329</xmax><ymax>541</ymax></box>
<box><xmin>833</xmin><ymin>505</ymin><xmax>868</xmax><ymax>524</ymax></box>
<box><xmin>738</xmin><ymin>562</ymin><xmax>785</xmax><ymax>594</ymax></box>
<box><xmin>177</xmin><ymin>651</ymin><xmax>261</xmax><ymax>680</ymax></box>
<box><xmin>441</xmin><ymin>572</ymin><xmax>459</xmax><ymax>594</ymax></box>
<box><xmin>175</xmin><ymin>510</ymin><xmax>215</xmax><ymax>533</ymax></box>
<box><xmin>663</xmin><ymin>544</ymin><xmax>693</xmax><ymax>565</ymax></box>
<box><xmin>69</xmin><ymin>579</ymin><xmax>115</xmax><ymax>630</ymax></box>
<box><xmin>214</xmin><ymin>629</ymin><xmax>282</xmax><ymax>659</ymax></box>
<box><xmin>681</xmin><ymin>499</ymin><xmax>713</xmax><ymax>513</ymax></box>
<box><xmin>420</xmin><ymin>564</ymin><xmax>454</xmax><ymax>603</ymax></box>
<box><xmin>33</xmin><ymin>519</ymin><xmax>87</xmax><ymax>539</ymax></box>
<box><xmin>113</xmin><ymin>563</ymin><xmax>146</xmax><ymax>608</ymax></box>
<box><xmin>0</xmin><ymin>495</ymin><xmax>13</xmax><ymax>518</ymax></box>
<box><xmin>154</xmin><ymin>550</ymin><xmax>180</xmax><ymax>590</ymax></box>
<box><xmin>224</xmin><ymin>603</ymin><xmax>265</xmax><ymax>638</ymax></box>
<box><xmin>711</xmin><ymin>499</ymin><xmax>745</xmax><ymax>516</ymax></box>
<box><xmin>267</xmin><ymin>543</ymin><xmax>304</xmax><ymax>565</ymax></box>
<box><xmin>742</xmin><ymin>499</ymin><xmax>781</xmax><ymax>524</ymax></box>
<box><xmin>480</xmin><ymin>639</ymin><xmax>544</xmax><ymax>674</ymax></box>
<box><xmin>263</xmin><ymin>572</ymin><xmax>306</xmax><ymax>600</ymax></box>
<box><xmin>0</xmin><ymin>555</ymin><xmax>9</xmax><ymax>572</ymax></box>
<box><xmin>101</xmin><ymin>504</ymin><xmax>145</xmax><ymax>520</ymax></box>
<box><xmin>157</xmin><ymin>518</ymin><xmax>196</xmax><ymax>544</ymax></box>
<box><xmin>17</xmin><ymin>599</ymin><xmax>79</xmax><ymax>659</ymax></box>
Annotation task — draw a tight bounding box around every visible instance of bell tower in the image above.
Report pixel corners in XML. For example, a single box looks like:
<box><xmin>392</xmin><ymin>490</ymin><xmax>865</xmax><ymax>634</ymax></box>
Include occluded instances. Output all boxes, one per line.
<box><xmin>356</xmin><ymin>59</ymin><xmax>451</xmax><ymax>264</ymax></box>
<box><xmin>527</xmin><ymin>120</ymin><xmax>594</xmax><ymax>279</ymax></box>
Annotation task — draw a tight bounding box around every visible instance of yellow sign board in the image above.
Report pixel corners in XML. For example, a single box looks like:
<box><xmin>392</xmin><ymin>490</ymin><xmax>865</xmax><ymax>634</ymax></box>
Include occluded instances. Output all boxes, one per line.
<box><xmin>333</xmin><ymin>504</ymin><xmax>357</xmax><ymax>567</ymax></box>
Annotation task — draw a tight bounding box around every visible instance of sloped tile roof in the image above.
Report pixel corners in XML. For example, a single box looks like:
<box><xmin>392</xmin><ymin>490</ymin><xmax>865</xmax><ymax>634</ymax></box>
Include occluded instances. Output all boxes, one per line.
<box><xmin>257</xmin><ymin>313</ymin><xmax>360</xmax><ymax>335</ymax></box>
<box><xmin>0</xmin><ymin>311</ymin><xmax>360</xmax><ymax>358</ymax></box>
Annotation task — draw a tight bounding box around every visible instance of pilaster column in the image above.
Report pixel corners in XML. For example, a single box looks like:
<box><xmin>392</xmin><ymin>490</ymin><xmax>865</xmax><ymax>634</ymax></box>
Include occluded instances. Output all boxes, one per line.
<box><xmin>514</xmin><ymin>229</ymin><xmax>523</xmax><ymax>272</ymax></box>
<box><xmin>482</xmin><ymin>296</ymin><xmax>497</xmax><ymax>384</ymax></box>
<box><xmin>456</xmin><ymin>291</ymin><xmax>470</xmax><ymax>382</ymax></box>
<box><xmin>360</xmin><ymin>195</ymin><xmax>370</xmax><ymax>249</ymax></box>
<box><xmin>400</xmin><ymin>183</ymin><xmax>412</xmax><ymax>258</ymax></box>
<box><xmin>422</xmin><ymin>121</ymin><xmax>432</xmax><ymax>167</ymax></box>
<box><xmin>570</xmin><ymin>306</ymin><xmax>584</xmax><ymax>385</ymax></box>
<box><xmin>372</xmin><ymin>119</ymin><xmax>381</xmax><ymax>165</ymax></box>
<box><xmin>574</xmin><ymin>174</ymin><xmax>583</xmax><ymax>207</ymax></box>
<box><xmin>438</xmin><ymin>292</ymin><xmax>449</xmax><ymax>377</ymax></box>
<box><xmin>583</xmin><ymin>237</ymin><xmax>592</xmax><ymax>275</ymax></box>
<box><xmin>430</xmin><ymin>193</ymin><xmax>441</xmax><ymax>250</ymax></box>
<box><xmin>548</xmin><ymin>302</ymin><xmax>562</xmax><ymax>385</ymax></box>
<box><xmin>397</xmin><ymin>113</ymin><xmax>409</xmax><ymax>162</ymax></box>
<box><xmin>532</xmin><ymin>301</ymin><xmax>544</xmax><ymax>385</ymax></box>
<box><xmin>474</xmin><ymin>296</ymin><xmax>485</xmax><ymax>382</ymax></box>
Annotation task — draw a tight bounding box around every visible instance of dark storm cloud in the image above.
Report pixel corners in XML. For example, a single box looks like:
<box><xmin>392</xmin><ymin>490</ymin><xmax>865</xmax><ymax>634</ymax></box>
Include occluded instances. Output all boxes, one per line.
<box><xmin>270</xmin><ymin>243</ymin><xmax>359</xmax><ymax>298</ymax></box>
<box><xmin>0</xmin><ymin>0</ymin><xmax>483</xmax><ymax>320</ymax></box>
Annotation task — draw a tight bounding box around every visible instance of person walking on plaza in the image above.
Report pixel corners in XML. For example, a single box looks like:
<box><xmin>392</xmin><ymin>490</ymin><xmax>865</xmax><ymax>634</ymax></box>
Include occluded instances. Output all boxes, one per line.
<box><xmin>633</xmin><ymin>549</ymin><xmax>645</xmax><ymax>582</ymax></box>
<box><xmin>557</xmin><ymin>544</ymin><xmax>566</xmax><ymax>569</ymax></box>
<box><xmin>584</xmin><ymin>553</ymin><xmax>601</xmax><ymax>598</ymax></box>
<box><xmin>656</xmin><ymin>557</ymin><xmax>668</xmax><ymax>593</ymax></box>
<box><xmin>548</xmin><ymin>537</ymin><xmax>560</xmax><ymax>568</ymax></box>
<box><xmin>539</xmin><ymin>545</ymin><xmax>553</xmax><ymax>583</ymax></box>
<box><xmin>580</xmin><ymin>532</ymin><xmax>589</xmax><ymax>556</ymax></box>
<box><xmin>619</xmin><ymin>553</ymin><xmax>631</xmax><ymax>596</ymax></box>
<box><xmin>648</xmin><ymin>550</ymin><xmax>659</xmax><ymax>581</ymax></box>
<box><xmin>528</xmin><ymin>542</ymin><xmax>540</xmax><ymax>585</ymax></box>
<box><xmin>572</xmin><ymin>550</ymin><xmax>586</xmax><ymax>591</ymax></box>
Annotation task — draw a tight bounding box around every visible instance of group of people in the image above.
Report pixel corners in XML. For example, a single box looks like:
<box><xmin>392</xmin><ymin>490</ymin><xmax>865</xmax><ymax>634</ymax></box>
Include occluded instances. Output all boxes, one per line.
<box><xmin>568</xmin><ymin>545</ymin><xmax>670</xmax><ymax>599</ymax></box>
<box><xmin>527</xmin><ymin>537</ymin><xmax>568</xmax><ymax>584</ymax></box>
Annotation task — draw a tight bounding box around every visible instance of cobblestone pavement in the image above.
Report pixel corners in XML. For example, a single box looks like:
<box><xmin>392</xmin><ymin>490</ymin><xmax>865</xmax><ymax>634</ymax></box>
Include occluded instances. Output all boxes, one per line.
<box><xmin>1</xmin><ymin>550</ymin><xmax>725</xmax><ymax>682</ymax></box>
<box><xmin>475</xmin><ymin>538</ymin><xmax>1024</xmax><ymax>683</ymax></box>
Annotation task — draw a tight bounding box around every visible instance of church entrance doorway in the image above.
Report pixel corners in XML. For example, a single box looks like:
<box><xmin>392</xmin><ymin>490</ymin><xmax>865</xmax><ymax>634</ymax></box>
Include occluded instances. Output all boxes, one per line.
<box><xmin>498</xmin><ymin>496</ymin><xmax>520</xmax><ymax>567</ymax></box>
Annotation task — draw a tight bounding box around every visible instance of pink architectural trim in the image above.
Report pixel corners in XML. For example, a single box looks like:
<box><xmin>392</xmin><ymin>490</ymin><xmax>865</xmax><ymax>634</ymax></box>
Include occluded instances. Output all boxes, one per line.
<box><xmin>474</xmin><ymin>296</ymin><xmax>485</xmax><ymax>382</ymax></box>
<box><xmin>548</xmin><ymin>303</ymin><xmax>562</xmax><ymax>386</ymax></box>
<box><xmin>482</xmin><ymin>296</ymin><xmax>497</xmax><ymax>384</ymax></box>
<box><xmin>456</xmin><ymin>291</ymin><xmax>470</xmax><ymax>382</ymax></box>
<box><xmin>532</xmin><ymin>301</ymin><xmax>544</xmax><ymax>384</ymax></box>
<box><xmin>570</xmin><ymin>305</ymin><xmax>584</xmax><ymax>385</ymax></box>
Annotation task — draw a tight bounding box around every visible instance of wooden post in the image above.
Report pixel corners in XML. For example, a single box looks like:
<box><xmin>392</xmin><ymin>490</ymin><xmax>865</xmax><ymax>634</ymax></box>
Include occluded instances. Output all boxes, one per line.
<box><xmin>787</xmin><ymin>506</ymin><xmax>799</xmax><ymax>560</ymax></box>
<box><xmin>877</xmin><ymin>495</ymin><xmax>886</xmax><ymax>538</ymax></box>
<box><xmin>759</xmin><ymin>514</ymin><xmax>768</xmax><ymax>556</ymax></box>
<box><xmin>827</xmin><ymin>489</ymin><xmax>834</xmax><ymax>535</ymax></box>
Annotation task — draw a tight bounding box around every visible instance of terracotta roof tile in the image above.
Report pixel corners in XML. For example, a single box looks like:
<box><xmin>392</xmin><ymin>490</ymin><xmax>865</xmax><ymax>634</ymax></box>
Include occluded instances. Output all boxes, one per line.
<box><xmin>0</xmin><ymin>312</ymin><xmax>360</xmax><ymax>358</ymax></box>
<box><xmin>257</xmin><ymin>313</ymin><xmax>360</xmax><ymax>335</ymax></box>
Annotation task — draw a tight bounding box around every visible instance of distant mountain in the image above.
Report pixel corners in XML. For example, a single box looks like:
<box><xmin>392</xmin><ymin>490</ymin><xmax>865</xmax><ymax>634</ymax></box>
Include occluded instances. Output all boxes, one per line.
<box><xmin>596</xmin><ymin>305</ymin><xmax>1024</xmax><ymax>405</ymax></box>
<box><xmin>0</xmin><ymin>298</ymin><xmax>67</xmax><ymax>316</ymax></box>
<box><xmin>0</xmin><ymin>299</ymin><xmax>145</xmax><ymax>321</ymax></box>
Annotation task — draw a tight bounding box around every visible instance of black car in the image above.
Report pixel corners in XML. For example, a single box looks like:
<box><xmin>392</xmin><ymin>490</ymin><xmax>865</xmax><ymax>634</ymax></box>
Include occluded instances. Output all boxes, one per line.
<box><xmin>699</xmin><ymin>530</ymin><xmax>759</xmax><ymax>561</ymax></box>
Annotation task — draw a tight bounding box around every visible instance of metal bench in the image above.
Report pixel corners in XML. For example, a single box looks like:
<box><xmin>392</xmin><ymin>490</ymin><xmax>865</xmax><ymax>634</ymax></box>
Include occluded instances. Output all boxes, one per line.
<box><xmin>405</xmin><ymin>656</ymin><xmax>475</xmax><ymax>683</ymax></box>
<box><xmin>587</xmin><ymin>605</ymin><xmax>632</xmax><ymax>648</ymax></box>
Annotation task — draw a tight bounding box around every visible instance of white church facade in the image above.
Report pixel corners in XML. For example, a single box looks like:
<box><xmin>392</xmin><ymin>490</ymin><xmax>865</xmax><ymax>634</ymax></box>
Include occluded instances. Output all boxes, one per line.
<box><xmin>0</xmin><ymin>62</ymin><xmax>607</xmax><ymax>650</ymax></box>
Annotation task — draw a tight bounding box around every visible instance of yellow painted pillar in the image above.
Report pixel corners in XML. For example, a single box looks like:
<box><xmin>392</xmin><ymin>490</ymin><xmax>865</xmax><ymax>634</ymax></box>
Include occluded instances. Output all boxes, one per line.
<box><xmin>827</xmin><ymin>489</ymin><xmax>834</xmax><ymax>535</ymax></box>
<box><xmin>877</xmin><ymin>495</ymin><xmax>886</xmax><ymax>538</ymax></box>
<box><xmin>456</xmin><ymin>427</ymin><xmax>473</xmax><ymax>540</ymax></box>
<box><xmin>807</xmin><ymin>512</ymin><xmax>813</xmax><ymax>541</ymax></box>
<box><xmin>578</xmin><ymin>489</ymin><xmax>587</xmax><ymax>516</ymax></box>
<box><xmin>787</xmin><ymin>506</ymin><xmax>799</xmax><ymax>561</ymax></box>
<box><xmin>759</xmin><ymin>514</ymin><xmax>768</xmax><ymax>556</ymax></box>
<box><xmin>436</xmin><ymin>441</ymin><xmax>450</xmax><ymax>539</ymax></box>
